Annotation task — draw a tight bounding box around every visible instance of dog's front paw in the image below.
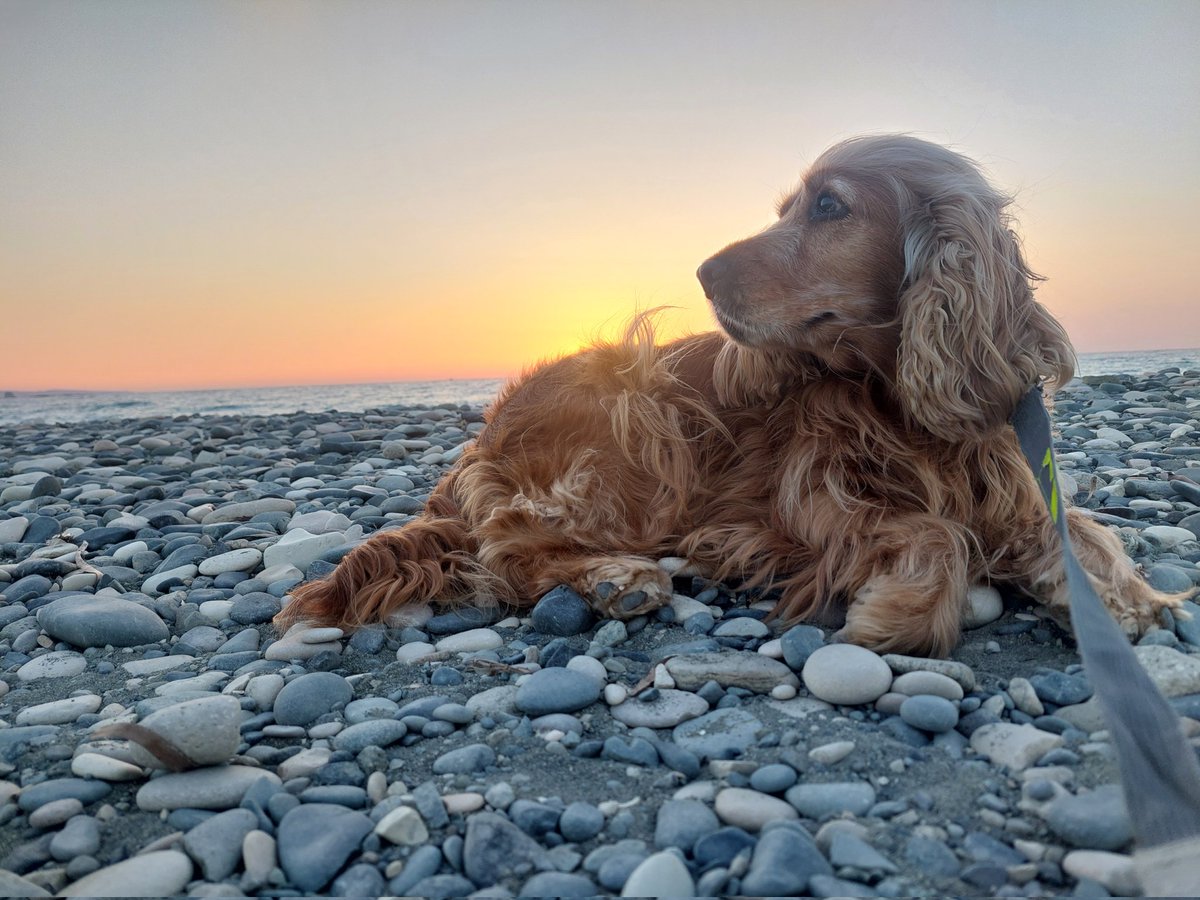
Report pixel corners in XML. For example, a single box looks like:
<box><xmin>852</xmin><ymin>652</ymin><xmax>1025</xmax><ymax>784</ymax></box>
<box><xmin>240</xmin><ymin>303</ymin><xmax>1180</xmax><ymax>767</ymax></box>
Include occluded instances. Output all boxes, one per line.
<box><xmin>583</xmin><ymin>557</ymin><xmax>672</xmax><ymax>619</ymax></box>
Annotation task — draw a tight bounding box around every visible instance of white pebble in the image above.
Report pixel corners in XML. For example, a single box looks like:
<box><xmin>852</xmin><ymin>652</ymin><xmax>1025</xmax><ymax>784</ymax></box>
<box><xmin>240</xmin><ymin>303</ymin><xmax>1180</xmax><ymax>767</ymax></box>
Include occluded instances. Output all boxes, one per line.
<box><xmin>604</xmin><ymin>684</ymin><xmax>628</xmax><ymax>705</ymax></box>
<box><xmin>375</xmin><ymin>806</ymin><xmax>429</xmax><ymax>845</ymax></box>
<box><xmin>802</xmin><ymin>644</ymin><xmax>892</xmax><ymax>705</ymax></box>
<box><xmin>757</xmin><ymin>638</ymin><xmax>784</xmax><ymax>659</ymax></box>
<box><xmin>14</xmin><ymin>694</ymin><xmax>102</xmax><ymax>726</ymax></box>
<box><xmin>653</xmin><ymin>663</ymin><xmax>676</xmax><ymax>689</ymax></box>
<box><xmin>71</xmin><ymin>752</ymin><xmax>145</xmax><ymax>781</ymax></box>
<box><xmin>299</xmin><ymin>626</ymin><xmax>345</xmax><ymax>644</ymax></box>
<box><xmin>395</xmin><ymin>641</ymin><xmax>437</xmax><ymax>664</ymax></box>
<box><xmin>566</xmin><ymin>654</ymin><xmax>608</xmax><ymax>685</ymax></box>
<box><xmin>963</xmin><ymin>584</ymin><xmax>1004</xmax><ymax>628</ymax></box>
<box><xmin>770</xmin><ymin>683</ymin><xmax>797</xmax><ymax>700</ymax></box>
<box><xmin>435</xmin><ymin>628</ymin><xmax>502</xmax><ymax>653</ymax></box>
<box><xmin>808</xmin><ymin>740</ymin><xmax>856</xmax><ymax>765</ymax></box>
<box><xmin>714</xmin><ymin>787</ymin><xmax>799</xmax><ymax>831</ymax></box>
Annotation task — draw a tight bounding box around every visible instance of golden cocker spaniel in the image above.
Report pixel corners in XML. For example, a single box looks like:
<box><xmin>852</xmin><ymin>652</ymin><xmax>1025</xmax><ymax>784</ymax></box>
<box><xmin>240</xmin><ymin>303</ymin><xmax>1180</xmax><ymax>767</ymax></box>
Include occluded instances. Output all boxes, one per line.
<box><xmin>276</xmin><ymin>134</ymin><xmax>1177</xmax><ymax>656</ymax></box>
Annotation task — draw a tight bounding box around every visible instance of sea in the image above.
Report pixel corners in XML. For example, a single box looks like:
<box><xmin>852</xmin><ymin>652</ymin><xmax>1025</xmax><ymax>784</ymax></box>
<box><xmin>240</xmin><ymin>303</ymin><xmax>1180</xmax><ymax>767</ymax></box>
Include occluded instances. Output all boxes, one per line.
<box><xmin>3</xmin><ymin>349</ymin><xmax>1198</xmax><ymax>428</ymax></box>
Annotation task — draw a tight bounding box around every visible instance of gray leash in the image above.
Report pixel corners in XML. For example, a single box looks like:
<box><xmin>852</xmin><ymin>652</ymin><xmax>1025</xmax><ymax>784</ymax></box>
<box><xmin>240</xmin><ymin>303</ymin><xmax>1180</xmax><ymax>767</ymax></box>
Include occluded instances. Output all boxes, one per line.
<box><xmin>1010</xmin><ymin>386</ymin><xmax>1200</xmax><ymax>855</ymax></box>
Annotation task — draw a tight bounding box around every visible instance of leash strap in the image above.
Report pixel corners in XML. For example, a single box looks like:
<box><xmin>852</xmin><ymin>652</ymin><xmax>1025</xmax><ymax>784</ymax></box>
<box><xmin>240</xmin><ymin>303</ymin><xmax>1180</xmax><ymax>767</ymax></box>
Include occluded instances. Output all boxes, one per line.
<box><xmin>1010</xmin><ymin>386</ymin><xmax>1200</xmax><ymax>847</ymax></box>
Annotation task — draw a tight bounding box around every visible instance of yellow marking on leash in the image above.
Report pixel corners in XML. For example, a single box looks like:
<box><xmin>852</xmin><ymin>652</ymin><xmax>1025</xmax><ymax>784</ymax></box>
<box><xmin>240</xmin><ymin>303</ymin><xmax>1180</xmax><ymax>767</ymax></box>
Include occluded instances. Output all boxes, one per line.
<box><xmin>1042</xmin><ymin>448</ymin><xmax>1059</xmax><ymax>522</ymax></box>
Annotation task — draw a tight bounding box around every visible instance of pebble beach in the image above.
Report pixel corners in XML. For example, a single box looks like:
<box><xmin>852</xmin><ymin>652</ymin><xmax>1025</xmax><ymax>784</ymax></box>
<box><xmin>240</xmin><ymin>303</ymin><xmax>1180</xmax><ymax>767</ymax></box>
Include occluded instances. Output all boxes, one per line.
<box><xmin>2</xmin><ymin>369</ymin><xmax>1199</xmax><ymax>898</ymax></box>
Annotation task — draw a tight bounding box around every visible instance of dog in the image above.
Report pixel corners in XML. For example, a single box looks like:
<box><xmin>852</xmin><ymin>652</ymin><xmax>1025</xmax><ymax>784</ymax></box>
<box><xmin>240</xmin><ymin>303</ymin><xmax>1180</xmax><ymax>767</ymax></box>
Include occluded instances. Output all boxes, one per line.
<box><xmin>275</xmin><ymin>134</ymin><xmax>1179</xmax><ymax>657</ymax></box>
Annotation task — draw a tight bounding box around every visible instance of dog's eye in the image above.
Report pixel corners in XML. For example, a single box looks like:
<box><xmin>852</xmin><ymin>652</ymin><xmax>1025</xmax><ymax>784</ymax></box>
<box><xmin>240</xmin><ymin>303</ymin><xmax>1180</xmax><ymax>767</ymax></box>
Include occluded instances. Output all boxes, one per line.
<box><xmin>810</xmin><ymin>191</ymin><xmax>849</xmax><ymax>222</ymax></box>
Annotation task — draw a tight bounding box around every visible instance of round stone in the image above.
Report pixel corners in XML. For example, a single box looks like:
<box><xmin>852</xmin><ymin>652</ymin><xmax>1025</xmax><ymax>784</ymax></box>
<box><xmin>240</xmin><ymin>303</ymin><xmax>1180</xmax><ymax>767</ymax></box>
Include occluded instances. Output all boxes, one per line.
<box><xmin>559</xmin><ymin>801</ymin><xmax>605</xmax><ymax>842</ymax></box>
<box><xmin>801</xmin><ymin>644</ymin><xmax>892</xmax><ymax>705</ymax></box>
<box><xmin>963</xmin><ymin>585</ymin><xmax>1004</xmax><ymax>628</ymax></box>
<box><xmin>273</xmin><ymin>672</ymin><xmax>353</xmax><ymax>726</ymax></box>
<box><xmin>899</xmin><ymin>695</ymin><xmax>960</xmax><ymax>733</ymax></box>
<box><xmin>609</xmin><ymin>689</ymin><xmax>708</xmax><ymax>728</ymax></box>
<box><xmin>530</xmin><ymin>586</ymin><xmax>595</xmax><ymax>636</ymax></box>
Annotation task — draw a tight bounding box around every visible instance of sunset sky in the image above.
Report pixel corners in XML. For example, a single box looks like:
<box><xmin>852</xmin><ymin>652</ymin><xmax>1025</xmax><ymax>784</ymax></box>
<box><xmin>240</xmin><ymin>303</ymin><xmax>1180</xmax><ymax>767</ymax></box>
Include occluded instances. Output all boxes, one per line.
<box><xmin>2</xmin><ymin>0</ymin><xmax>1198</xmax><ymax>392</ymax></box>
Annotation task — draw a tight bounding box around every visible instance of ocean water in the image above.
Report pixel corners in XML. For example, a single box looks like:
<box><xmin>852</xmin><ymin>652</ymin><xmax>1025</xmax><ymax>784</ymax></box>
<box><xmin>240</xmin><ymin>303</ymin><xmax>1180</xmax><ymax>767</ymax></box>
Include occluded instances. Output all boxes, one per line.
<box><xmin>3</xmin><ymin>348</ymin><xmax>1198</xmax><ymax>428</ymax></box>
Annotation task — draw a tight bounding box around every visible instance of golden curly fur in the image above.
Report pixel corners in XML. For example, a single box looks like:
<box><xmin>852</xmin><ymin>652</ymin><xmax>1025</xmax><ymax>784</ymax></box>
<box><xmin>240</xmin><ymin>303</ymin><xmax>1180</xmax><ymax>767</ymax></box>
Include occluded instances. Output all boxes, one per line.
<box><xmin>275</xmin><ymin>134</ymin><xmax>1180</xmax><ymax>656</ymax></box>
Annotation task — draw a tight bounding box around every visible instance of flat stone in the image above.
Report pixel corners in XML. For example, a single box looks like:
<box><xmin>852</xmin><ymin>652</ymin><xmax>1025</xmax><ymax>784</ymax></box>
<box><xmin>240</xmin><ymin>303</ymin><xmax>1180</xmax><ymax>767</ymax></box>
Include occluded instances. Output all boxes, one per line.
<box><xmin>71</xmin><ymin>752</ymin><xmax>144</xmax><ymax>781</ymax></box>
<box><xmin>883</xmin><ymin>653</ymin><xmax>976</xmax><ymax>692</ymax></box>
<box><xmin>664</xmin><ymin>651</ymin><xmax>798</xmax><ymax>693</ymax></box>
<box><xmin>14</xmin><ymin>694</ymin><xmax>101</xmax><ymax>726</ymax></box>
<box><xmin>197</xmin><ymin>547</ymin><xmax>262</xmax><ymax>576</ymax></box>
<box><xmin>609</xmin><ymin>689</ymin><xmax>709</xmax><ymax>728</ymax></box>
<box><xmin>432</xmin><ymin>743</ymin><xmax>496</xmax><ymax>775</ymax></box>
<box><xmin>890</xmin><ymin>670</ymin><xmax>964</xmax><ymax>701</ymax></box>
<box><xmin>714</xmin><ymin>787</ymin><xmax>799</xmax><ymax>831</ymax></box>
<box><xmin>435</xmin><ymin>627</ymin><xmax>503</xmax><ymax>653</ymax></box>
<box><xmin>785</xmin><ymin>782</ymin><xmax>876</xmax><ymax>818</ymax></box>
<box><xmin>122</xmin><ymin>655</ymin><xmax>193</xmax><ymax>675</ymax></box>
<box><xmin>16</xmin><ymin>650</ymin><xmax>87</xmax><ymax>681</ymax></box>
<box><xmin>332</xmin><ymin>719</ymin><xmax>408</xmax><ymax>754</ymax></box>
<box><xmin>58</xmin><ymin>850</ymin><xmax>194</xmax><ymax>897</ymax></box>
<box><xmin>1042</xmin><ymin>783</ymin><xmax>1133</xmax><ymax>851</ymax></box>
<box><xmin>136</xmin><ymin>765</ymin><xmax>280</xmax><ymax>811</ymax></box>
<box><xmin>802</xmin><ymin>644</ymin><xmax>892</xmax><ymax>705</ymax></box>
<box><xmin>672</xmin><ymin>708</ymin><xmax>763</xmax><ymax>760</ymax></box>
<box><xmin>202</xmin><ymin>498</ymin><xmax>296</xmax><ymax>525</ymax></box>
<box><xmin>263</xmin><ymin>527</ymin><xmax>346</xmax><ymax>571</ymax></box>
<box><xmin>969</xmin><ymin>723</ymin><xmax>1064</xmax><ymax>771</ymax></box>
<box><xmin>516</xmin><ymin>667</ymin><xmax>602</xmax><ymax>715</ymax></box>
<box><xmin>1029</xmin><ymin>670</ymin><xmax>1093</xmax><ymax>706</ymax></box>
<box><xmin>17</xmin><ymin>777</ymin><xmax>110</xmax><ymax>812</ymax></box>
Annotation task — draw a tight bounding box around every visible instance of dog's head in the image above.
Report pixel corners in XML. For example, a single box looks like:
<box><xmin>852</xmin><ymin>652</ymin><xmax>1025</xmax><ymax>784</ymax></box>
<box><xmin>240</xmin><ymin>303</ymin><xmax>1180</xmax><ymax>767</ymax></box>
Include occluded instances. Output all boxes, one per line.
<box><xmin>698</xmin><ymin>134</ymin><xmax>1075</xmax><ymax>440</ymax></box>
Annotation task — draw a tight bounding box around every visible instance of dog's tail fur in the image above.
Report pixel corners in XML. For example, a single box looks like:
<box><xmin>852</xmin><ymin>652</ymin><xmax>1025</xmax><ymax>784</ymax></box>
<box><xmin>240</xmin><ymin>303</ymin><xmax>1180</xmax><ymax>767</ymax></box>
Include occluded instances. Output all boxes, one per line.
<box><xmin>272</xmin><ymin>475</ymin><xmax>506</xmax><ymax>631</ymax></box>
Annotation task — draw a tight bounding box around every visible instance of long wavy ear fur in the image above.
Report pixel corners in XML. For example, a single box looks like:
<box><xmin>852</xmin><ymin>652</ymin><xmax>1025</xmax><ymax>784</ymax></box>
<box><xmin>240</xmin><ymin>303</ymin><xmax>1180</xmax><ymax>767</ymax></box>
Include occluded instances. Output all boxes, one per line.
<box><xmin>895</xmin><ymin>163</ymin><xmax>1075</xmax><ymax>441</ymax></box>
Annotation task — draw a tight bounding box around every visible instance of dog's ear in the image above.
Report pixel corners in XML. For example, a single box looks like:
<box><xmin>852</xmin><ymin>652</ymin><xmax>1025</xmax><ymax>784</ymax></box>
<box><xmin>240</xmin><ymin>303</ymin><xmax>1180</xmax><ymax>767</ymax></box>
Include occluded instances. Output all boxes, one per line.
<box><xmin>895</xmin><ymin>191</ymin><xmax>1075</xmax><ymax>441</ymax></box>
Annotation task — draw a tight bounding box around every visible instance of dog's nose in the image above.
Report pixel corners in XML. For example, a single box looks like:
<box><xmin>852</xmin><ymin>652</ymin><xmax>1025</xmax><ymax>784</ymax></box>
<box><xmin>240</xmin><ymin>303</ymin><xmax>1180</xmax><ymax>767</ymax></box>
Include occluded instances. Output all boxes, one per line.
<box><xmin>696</xmin><ymin>256</ymin><xmax>728</xmax><ymax>299</ymax></box>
